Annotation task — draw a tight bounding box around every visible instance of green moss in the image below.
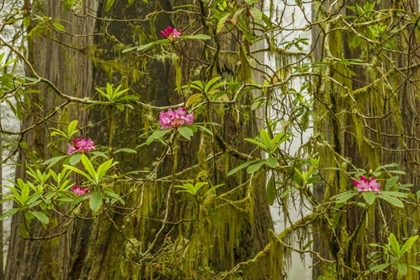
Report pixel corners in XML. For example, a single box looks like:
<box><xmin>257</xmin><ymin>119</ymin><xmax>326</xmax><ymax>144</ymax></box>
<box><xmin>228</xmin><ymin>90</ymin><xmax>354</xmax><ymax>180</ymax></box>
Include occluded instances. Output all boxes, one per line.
<box><xmin>313</xmin><ymin>3</ymin><xmax>420</xmax><ymax>278</ymax></box>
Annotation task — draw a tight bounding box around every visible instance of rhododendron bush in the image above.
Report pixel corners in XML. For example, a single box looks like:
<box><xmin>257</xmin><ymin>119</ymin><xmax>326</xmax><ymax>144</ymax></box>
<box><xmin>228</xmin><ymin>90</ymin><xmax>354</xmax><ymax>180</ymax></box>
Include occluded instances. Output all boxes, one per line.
<box><xmin>1</xmin><ymin>0</ymin><xmax>420</xmax><ymax>279</ymax></box>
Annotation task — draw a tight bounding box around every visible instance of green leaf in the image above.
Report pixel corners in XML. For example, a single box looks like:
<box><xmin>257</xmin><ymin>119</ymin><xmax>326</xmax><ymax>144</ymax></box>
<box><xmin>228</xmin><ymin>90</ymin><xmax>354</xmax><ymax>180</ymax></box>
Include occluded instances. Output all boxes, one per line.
<box><xmin>50</xmin><ymin>128</ymin><xmax>67</xmax><ymax>138</ymax></box>
<box><xmin>293</xmin><ymin>168</ymin><xmax>303</xmax><ymax>183</ymax></box>
<box><xmin>105</xmin><ymin>0</ymin><xmax>115</xmax><ymax>11</ymax></box>
<box><xmin>172</xmin><ymin>4</ymin><xmax>196</xmax><ymax>9</ymax></box>
<box><xmin>103</xmin><ymin>188</ymin><xmax>125</xmax><ymax>205</ymax></box>
<box><xmin>175</xmin><ymin>183</ymin><xmax>196</xmax><ymax>195</ymax></box>
<box><xmin>301</xmin><ymin>168</ymin><xmax>313</xmax><ymax>183</ymax></box>
<box><xmin>23</xmin><ymin>17</ymin><xmax>30</xmax><ymax>28</ymax></box>
<box><xmin>81</xmin><ymin>154</ymin><xmax>98</xmax><ymax>184</ymax></box>
<box><xmin>324</xmin><ymin>167</ymin><xmax>343</xmax><ymax>171</ymax></box>
<box><xmin>89</xmin><ymin>191</ymin><xmax>103</xmax><ymax>212</ymax></box>
<box><xmin>65</xmin><ymin>0</ymin><xmax>75</xmax><ymax>8</ymax></box>
<box><xmin>227</xmin><ymin>161</ymin><xmax>257</xmax><ymax>176</ymax></box>
<box><xmin>181</xmin><ymin>34</ymin><xmax>211</xmax><ymax>40</ymax></box>
<box><xmin>231</xmin><ymin>8</ymin><xmax>245</xmax><ymax>25</ymax></box>
<box><xmin>63</xmin><ymin>165</ymin><xmax>94</xmax><ymax>185</ymax></box>
<box><xmin>374</xmin><ymin>163</ymin><xmax>399</xmax><ymax>172</ymax></box>
<box><xmin>146</xmin><ymin>129</ymin><xmax>171</xmax><ymax>145</ymax></box>
<box><xmin>389</xmin><ymin>233</ymin><xmax>400</xmax><ymax>256</ymax></box>
<box><xmin>122</xmin><ymin>41</ymin><xmax>157</xmax><ymax>53</ymax></box>
<box><xmin>194</xmin><ymin>182</ymin><xmax>207</xmax><ymax>193</ymax></box>
<box><xmin>280</xmin><ymin>188</ymin><xmax>291</xmax><ymax>199</ymax></box>
<box><xmin>178</xmin><ymin>126</ymin><xmax>194</xmax><ymax>140</ymax></box>
<box><xmin>409</xmin><ymin>264</ymin><xmax>420</xmax><ymax>271</ymax></box>
<box><xmin>91</xmin><ymin>151</ymin><xmax>109</xmax><ymax>160</ymax></box>
<box><xmin>7</xmin><ymin>185</ymin><xmax>23</xmax><ymax>206</ymax></box>
<box><xmin>385</xmin><ymin>176</ymin><xmax>399</xmax><ymax>191</ymax></box>
<box><xmin>259</xmin><ymin>129</ymin><xmax>271</xmax><ymax>148</ymax></box>
<box><xmin>0</xmin><ymin>208</ymin><xmax>19</xmax><ymax>221</ymax></box>
<box><xmin>247</xmin><ymin>161</ymin><xmax>265</xmax><ymax>174</ymax></box>
<box><xmin>367</xmin><ymin>263</ymin><xmax>390</xmax><ymax>273</ymax></box>
<box><xmin>29</xmin><ymin>211</ymin><xmax>49</xmax><ymax>224</ymax></box>
<box><xmin>271</xmin><ymin>132</ymin><xmax>288</xmax><ymax>149</ymax></box>
<box><xmin>400</xmin><ymin>235</ymin><xmax>418</xmax><ymax>257</ymax></box>
<box><xmin>265</xmin><ymin>157</ymin><xmax>278</xmax><ymax>168</ymax></box>
<box><xmin>115</xmin><ymin>104</ymin><xmax>124</xmax><ymax>111</ymax></box>
<box><xmin>27</xmin><ymin>193</ymin><xmax>43</xmax><ymax>207</ymax></box>
<box><xmin>44</xmin><ymin>155</ymin><xmax>67</xmax><ymax>169</ymax></box>
<box><xmin>69</xmin><ymin>154</ymin><xmax>81</xmax><ymax>165</ymax></box>
<box><xmin>249</xmin><ymin>7</ymin><xmax>262</xmax><ymax>22</ymax></box>
<box><xmin>378</xmin><ymin>193</ymin><xmax>404</xmax><ymax>208</ymax></box>
<box><xmin>113</xmin><ymin>148</ymin><xmax>137</xmax><ymax>154</ymax></box>
<box><xmin>96</xmin><ymin>159</ymin><xmax>117</xmax><ymax>183</ymax></box>
<box><xmin>394</xmin><ymin>183</ymin><xmax>413</xmax><ymax>191</ymax></box>
<box><xmin>70</xmin><ymin>193</ymin><xmax>89</xmax><ymax>206</ymax></box>
<box><xmin>380</xmin><ymin>191</ymin><xmax>408</xmax><ymax>198</ymax></box>
<box><xmin>197</xmin><ymin>125</ymin><xmax>213</xmax><ymax>136</ymax></box>
<box><xmin>186</xmin><ymin>124</ymin><xmax>198</xmax><ymax>133</ymax></box>
<box><xmin>204</xmin><ymin>76</ymin><xmax>222</xmax><ymax>93</ymax></box>
<box><xmin>331</xmin><ymin>212</ymin><xmax>343</xmax><ymax>229</ymax></box>
<box><xmin>398</xmin><ymin>263</ymin><xmax>407</xmax><ymax>276</ymax></box>
<box><xmin>351</xmin><ymin>35</ymin><xmax>362</xmax><ymax>48</ymax></box>
<box><xmin>204</xmin><ymin>184</ymin><xmax>224</xmax><ymax>196</ymax></box>
<box><xmin>175</xmin><ymin>189</ymin><xmax>193</xmax><ymax>195</ymax></box>
<box><xmin>267</xmin><ymin>175</ymin><xmax>276</xmax><ymax>205</ymax></box>
<box><xmin>52</xmin><ymin>22</ymin><xmax>65</xmax><ymax>32</ymax></box>
<box><xmin>362</xmin><ymin>192</ymin><xmax>376</xmax><ymax>205</ymax></box>
<box><xmin>333</xmin><ymin>192</ymin><xmax>358</xmax><ymax>204</ymax></box>
<box><xmin>244</xmin><ymin>138</ymin><xmax>268</xmax><ymax>151</ymax></box>
<box><xmin>244</xmin><ymin>0</ymin><xmax>259</xmax><ymax>4</ymax></box>
<box><xmin>388</xmin><ymin>170</ymin><xmax>406</xmax><ymax>175</ymax></box>
<box><xmin>217</xmin><ymin>13</ymin><xmax>231</xmax><ymax>34</ymax></box>
<box><xmin>20</xmin><ymin>182</ymin><xmax>30</xmax><ymax>205</ymax></box>
<box><xmin>190</xmin><ymin>80</ymin><xmax>205</xmax><ymax>91</ymax></box>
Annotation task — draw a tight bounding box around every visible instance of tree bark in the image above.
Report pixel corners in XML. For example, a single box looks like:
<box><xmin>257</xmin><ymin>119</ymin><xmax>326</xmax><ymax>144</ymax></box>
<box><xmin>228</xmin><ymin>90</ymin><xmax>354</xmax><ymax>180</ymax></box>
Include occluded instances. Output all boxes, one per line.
<box><xmin>5</xmin><ymin>1</ymin><xmax>96</xmax><ymax>279</ymax></box>
<box><xmin>5</xmin><ymin>1</ymin><xmax>274</xmax><ymax>279</ymax></box>
<box><xmin>312</xmin><ymin>0</ymin><xmax>420</xmax><ymax>278</ymax></box>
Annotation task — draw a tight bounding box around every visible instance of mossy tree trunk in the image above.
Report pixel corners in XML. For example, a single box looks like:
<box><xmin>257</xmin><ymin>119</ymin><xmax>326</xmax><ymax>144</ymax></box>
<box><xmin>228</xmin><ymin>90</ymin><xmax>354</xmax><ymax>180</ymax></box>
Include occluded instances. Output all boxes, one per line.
<box><xmin>5</xmin><ymin>1</ymin><xmax>274</xmax><ymax>279</ymax></box>
<box><xmin>5</xmin><ymin>0</ymin><xmax>96</xmax><ymax>279</ymax></box>
<box><xmin>312</xmin><ymin>0</ymin><xmax>420</xmax><ymax>278</ymax></box>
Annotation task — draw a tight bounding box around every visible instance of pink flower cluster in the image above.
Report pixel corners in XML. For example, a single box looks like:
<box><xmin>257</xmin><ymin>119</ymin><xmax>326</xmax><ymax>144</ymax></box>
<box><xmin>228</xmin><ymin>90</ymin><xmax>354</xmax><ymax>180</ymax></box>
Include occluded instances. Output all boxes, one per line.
<box><xmin>67</xmin><ymin>138</ymin><xmax>95</xmax><ymax>154</ymax></box>
<box><xmin>160</xmin><ymin>26</ymin><xmax>182</xmax><ymax>41</ymax></box>
<box><xmin>158</xmin><ymin>107</ymin><xmax>194</xmax><ymax>129</ymax></box>
<box><xmin>353</xmin><ymin>176</ymin><xmax>380</xmax><ymax>194</ymax></box>
<box><xmin>70</xmin><ymin>185</ymin><xmax>89</xmax><ymax>196</ymax></box>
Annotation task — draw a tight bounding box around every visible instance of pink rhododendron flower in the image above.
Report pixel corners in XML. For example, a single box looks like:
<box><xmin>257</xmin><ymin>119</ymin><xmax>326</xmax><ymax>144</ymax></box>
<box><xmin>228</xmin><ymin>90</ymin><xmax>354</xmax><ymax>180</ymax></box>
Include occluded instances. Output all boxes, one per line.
<box><xmin>353</xmin><ymin>176</ymin><xmax>380</xmax><ymax>194</ymax></box>
<box><xmin>67</xmin><ymin>144</ymin><xmax>77</xmax><ymax>154</ymax></box>
<box><xmin>67</xmin><ymin>138</ymin><xmax>95</xmax><ymax>154</ymax></box>
<box><xmin>158</xmin><ymin>107</ymin><xmax>194</xmax><ymax>129</ymax></box>
<box><xmin>160</xmin><ymin>26</ymin><xmax>182</xmax><ymax>41</ymax></box>
<box><xmin>70</xmin><ymin>185</ymin><xmax>89</xmax><ymax>196</ymax></box>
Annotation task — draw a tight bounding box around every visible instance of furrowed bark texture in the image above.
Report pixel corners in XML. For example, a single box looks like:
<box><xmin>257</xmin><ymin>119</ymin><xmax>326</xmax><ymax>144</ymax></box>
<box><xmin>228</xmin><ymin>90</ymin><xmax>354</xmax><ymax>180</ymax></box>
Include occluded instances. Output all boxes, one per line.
<box><xmin>6</xmin><ymin>1</ymin><xmax>275</xmax><ymax>279</ymax></box>
<box><xmin>312</xmin><ymin>0</ymin><xmax>420</xmax><ymax>278</ymax></box>
<box><xmin>6</xmin><ymin>1</ymin><xmax>96</xmax><ymax>279</ymax></box>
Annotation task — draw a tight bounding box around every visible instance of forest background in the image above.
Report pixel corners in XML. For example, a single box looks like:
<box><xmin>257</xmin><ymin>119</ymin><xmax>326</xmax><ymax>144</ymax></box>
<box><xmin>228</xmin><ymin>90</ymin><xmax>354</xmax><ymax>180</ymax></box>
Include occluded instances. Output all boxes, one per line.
<box><xmin>1</xmin><ymin>0</ymin><xmax>420</xmax><ymax>279</ymax></box>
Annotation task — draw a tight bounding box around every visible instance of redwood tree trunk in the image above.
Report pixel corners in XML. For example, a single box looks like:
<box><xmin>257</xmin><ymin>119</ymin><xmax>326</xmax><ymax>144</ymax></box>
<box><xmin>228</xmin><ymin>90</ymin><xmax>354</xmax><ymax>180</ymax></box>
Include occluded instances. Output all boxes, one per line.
<box><xmin>5</xmin><ymin>0</ymin><xmax>96</xmax><ymax>279</ymax></box>
<box><xmin>312</xmin><ymin>0</ymin><xmax>420</xmax><ymax>278</ymax></box>
<box><xmin>5</xmin><ymin>1</ymin><xmax>274</xmax><ymax>279</ymax></box>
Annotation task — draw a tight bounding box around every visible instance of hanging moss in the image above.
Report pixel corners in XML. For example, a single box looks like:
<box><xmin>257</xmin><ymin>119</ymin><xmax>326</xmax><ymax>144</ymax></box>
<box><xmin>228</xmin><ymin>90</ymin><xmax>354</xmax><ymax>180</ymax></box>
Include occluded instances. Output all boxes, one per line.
<box><xmin>313</xmin><ymin>1</ymin><xmax>420</xmax><ymax>278</ymax></box>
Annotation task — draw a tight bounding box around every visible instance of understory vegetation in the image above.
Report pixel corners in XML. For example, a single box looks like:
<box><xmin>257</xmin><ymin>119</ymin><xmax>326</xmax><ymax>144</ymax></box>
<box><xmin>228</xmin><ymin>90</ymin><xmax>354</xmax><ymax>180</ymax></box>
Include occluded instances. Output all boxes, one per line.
<box><xmin>1</xmin><ymin>0</ymin><xmax>420</xmax><ymax>279</ymax></box>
